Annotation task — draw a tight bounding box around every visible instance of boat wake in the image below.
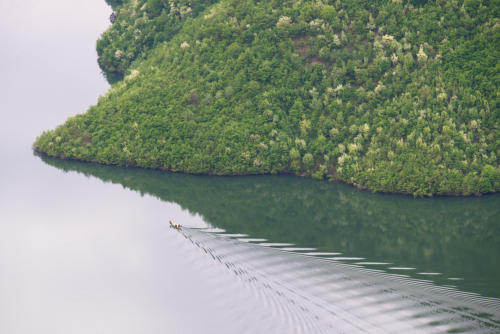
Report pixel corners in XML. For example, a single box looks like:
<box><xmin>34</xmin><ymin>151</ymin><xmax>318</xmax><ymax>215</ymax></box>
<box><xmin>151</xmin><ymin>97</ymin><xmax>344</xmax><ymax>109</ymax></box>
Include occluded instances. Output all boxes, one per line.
<box><xmin>177</xmin><ymin>227</ymin><xmax>500</xmax><ymax>334</ymax></box>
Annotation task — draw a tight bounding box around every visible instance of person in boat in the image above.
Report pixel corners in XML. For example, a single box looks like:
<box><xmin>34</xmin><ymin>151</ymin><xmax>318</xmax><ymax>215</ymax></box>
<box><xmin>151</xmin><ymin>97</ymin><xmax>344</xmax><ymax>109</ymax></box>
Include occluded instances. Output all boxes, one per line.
<box><xmin>169</xmin><ymin>220</ymin><xmax>182</xmax><ymax>230</ymax></box>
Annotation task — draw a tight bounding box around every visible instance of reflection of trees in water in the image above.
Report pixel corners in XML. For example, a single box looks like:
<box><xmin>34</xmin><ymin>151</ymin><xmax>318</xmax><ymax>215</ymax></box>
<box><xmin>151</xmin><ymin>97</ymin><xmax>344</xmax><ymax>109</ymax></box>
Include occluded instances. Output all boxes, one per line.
<box><xmin>39</xmin><ymin>153</ymin><xmax>500</xmax><ymax>297</ymax></box>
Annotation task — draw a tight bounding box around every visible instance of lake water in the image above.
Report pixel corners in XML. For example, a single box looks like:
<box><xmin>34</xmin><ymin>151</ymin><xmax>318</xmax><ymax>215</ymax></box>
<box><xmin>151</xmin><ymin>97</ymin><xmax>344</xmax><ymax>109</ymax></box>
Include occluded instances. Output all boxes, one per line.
<box><xmin>1</xmin><ymin>1</ymin><xmax>500</xmax><ymax>333</ymax></box>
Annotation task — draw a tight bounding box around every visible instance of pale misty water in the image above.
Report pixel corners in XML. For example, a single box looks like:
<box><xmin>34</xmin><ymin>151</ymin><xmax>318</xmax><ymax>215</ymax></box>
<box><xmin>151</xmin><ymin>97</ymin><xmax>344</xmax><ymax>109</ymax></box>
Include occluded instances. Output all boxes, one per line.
<box><xmin>1</xmin><ymin>1</ymin><xmax>500</xmax><ymax>333</ymax></box>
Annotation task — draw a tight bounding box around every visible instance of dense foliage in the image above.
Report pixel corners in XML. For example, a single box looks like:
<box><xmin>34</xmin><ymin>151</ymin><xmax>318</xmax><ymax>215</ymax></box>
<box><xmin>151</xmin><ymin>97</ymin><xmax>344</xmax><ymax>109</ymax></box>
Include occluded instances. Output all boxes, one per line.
<box><xmin>34</xmin><ymin>0</ymin><xmax>500</xmax><ymax>196</ymax></box>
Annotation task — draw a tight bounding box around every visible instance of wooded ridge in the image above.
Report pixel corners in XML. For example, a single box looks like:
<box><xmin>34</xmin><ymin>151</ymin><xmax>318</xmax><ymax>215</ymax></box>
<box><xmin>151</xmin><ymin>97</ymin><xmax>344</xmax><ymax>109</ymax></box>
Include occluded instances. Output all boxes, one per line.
<box><xmin>34</xmin><ymin>0</ymin><xmax>500</xmax><ymax>196</ymax></box>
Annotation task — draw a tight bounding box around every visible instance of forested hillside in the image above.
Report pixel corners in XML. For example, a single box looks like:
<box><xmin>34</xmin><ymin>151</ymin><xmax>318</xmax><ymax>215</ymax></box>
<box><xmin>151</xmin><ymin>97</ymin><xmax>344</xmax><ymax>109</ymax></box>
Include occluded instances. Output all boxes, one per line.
<box><xmin>34</xmin><ymin>0</ymin><xmax>500</xmax><ymax>196</ymax></box>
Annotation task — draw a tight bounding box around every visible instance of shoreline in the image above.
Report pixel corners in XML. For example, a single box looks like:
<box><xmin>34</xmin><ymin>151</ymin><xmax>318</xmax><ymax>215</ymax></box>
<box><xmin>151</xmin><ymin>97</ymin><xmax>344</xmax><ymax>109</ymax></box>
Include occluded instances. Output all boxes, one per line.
<box><xmin>33</xmin><ymin>148</ymin><xmax>495</xmax><ymax>198</ymax></box>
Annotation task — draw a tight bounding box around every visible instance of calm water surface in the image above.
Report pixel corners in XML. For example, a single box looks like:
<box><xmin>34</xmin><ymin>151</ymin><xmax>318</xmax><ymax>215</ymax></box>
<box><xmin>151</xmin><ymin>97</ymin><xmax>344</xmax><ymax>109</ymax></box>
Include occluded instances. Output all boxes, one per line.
<box><xmin>1</xmin><ymin>1</ymin><xmax>500</xmax><ymax>333</ymax></box>
<box><xmin>37</xmin><ymin>156</ymin><xmax>500</xmax><ymax>299</ymax></box>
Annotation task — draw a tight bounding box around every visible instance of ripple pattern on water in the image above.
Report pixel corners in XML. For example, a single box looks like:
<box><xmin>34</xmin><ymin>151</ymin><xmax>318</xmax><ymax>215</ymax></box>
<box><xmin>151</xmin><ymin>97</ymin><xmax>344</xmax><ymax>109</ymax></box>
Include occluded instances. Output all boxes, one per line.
<box><xmin>178</xmin><ymin>227</ymin><xmax>500</xmax><ymax>333</ymax></box>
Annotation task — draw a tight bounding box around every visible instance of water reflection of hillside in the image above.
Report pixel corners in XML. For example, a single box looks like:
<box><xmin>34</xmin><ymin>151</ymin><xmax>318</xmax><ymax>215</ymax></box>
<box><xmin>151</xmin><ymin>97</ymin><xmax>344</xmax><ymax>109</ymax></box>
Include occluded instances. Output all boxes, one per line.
<box><xmin>39</xmin><ymin>154</ymin><xmax>500</xmax><ymax>298</ymax></box>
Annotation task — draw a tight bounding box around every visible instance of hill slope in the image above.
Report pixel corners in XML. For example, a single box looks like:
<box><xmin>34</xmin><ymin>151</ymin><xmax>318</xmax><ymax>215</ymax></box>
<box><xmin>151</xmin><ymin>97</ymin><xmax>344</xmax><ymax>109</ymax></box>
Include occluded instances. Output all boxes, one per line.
<box><xmin>34</xmin><ymin>0</ymin><xmax>500</xmax><ymax>196</ymax></box>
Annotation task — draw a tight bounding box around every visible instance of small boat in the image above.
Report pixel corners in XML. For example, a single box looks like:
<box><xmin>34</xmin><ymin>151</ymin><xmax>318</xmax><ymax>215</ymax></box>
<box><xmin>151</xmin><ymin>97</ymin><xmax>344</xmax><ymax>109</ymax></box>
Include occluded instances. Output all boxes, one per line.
<box><xmin>169</xmin><ymin>220</ymin><xmax>182</xmax><ymax>230</ymax></box>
